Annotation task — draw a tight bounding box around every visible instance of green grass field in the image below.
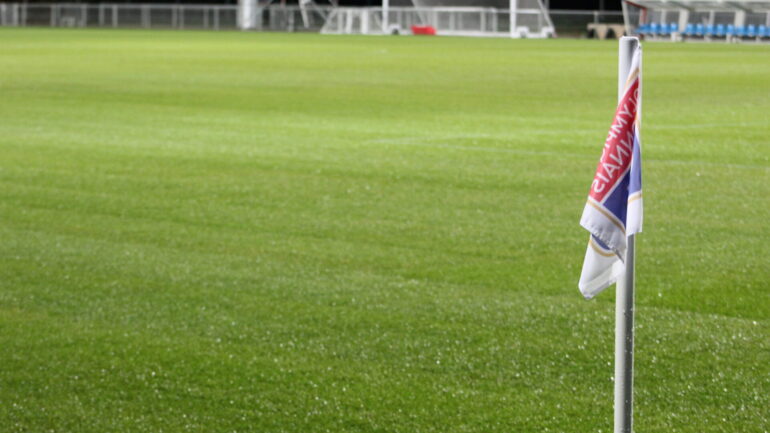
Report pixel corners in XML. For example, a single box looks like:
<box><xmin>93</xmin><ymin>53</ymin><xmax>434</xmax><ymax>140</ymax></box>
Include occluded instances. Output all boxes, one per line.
<box><xmin>0</xmin><ymin>28</ymin><xmax>768</xmax><ymax>432</ymax></box>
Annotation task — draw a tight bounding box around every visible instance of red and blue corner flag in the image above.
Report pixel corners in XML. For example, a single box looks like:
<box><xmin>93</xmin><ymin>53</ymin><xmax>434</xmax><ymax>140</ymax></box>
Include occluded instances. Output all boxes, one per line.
<box><xmin>579</xmin><ymin>45</ymin><xmax>642</xmax><ymax>300</ymax></box>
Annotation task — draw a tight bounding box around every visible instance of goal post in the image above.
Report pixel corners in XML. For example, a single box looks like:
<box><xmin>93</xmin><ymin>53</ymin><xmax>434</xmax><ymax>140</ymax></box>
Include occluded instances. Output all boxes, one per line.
<box><xmin>509</xmin><ymin>0</ymin><xmax>555</xmax><ymax>38</ymax></box>
<box><xmin>322</xmin><ymin>0</ymin><xmax>554</xmax><ymax>38</ymax></box>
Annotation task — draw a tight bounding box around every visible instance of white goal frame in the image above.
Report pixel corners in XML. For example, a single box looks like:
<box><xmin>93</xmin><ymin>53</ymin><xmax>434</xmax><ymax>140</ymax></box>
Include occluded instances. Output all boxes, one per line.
<box><xmin>321</xmin><ymin>0</ymin><xmax>554</xmax><ymax>38</ymax></box>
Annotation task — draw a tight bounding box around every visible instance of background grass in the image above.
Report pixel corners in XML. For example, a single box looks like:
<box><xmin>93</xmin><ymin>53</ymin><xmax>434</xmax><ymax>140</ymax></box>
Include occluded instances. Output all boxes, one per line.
<box><xmin>0</xmin><ymin>28</ymin><xmax>768</xmax><ymax>432</ymax></box>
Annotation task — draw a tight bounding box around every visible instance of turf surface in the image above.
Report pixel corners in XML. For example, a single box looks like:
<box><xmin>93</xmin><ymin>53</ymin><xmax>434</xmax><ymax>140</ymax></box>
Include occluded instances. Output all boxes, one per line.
<box><xmin>0</xmin><ymin>28</ymin><xmax>768</xmax><ymax>432</ymax></box>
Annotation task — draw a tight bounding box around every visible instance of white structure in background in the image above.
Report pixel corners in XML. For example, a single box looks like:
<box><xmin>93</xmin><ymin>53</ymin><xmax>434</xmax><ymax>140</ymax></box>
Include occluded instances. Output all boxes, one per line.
<box><xmin>239</xmin><ymin>0</ymin><xmax>338</xmax><ymax>30</ymax></box>
<box><xmin>238</xmin><ymin>0</ymin><xmax>258</xmax><ymax>30</ymax></box>
<box><xmin>321</xmin><ymin>0</ymin><xmax>554</xmax><ymax>38</ymax></box>
<box><xmin>509</xmin><ymin>0</ymin><xmax>554</xmax><ymax>37</ymax></box>
<box><xmin>0</xmin><ymin>2</ymin><xmax>18</xmax><ymax>25</ymax></box>
<box><xmin>622</xmin><ymin>0</ymin><xmax>770</xmax><ymax>42</ymax></box>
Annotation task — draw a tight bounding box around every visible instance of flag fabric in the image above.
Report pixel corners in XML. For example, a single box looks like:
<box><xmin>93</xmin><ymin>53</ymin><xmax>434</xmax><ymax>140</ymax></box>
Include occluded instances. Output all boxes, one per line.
<box><xmin>579</xmin><ymin>46</ymin><xmax>643</xmax><ymax>300</ymax></box>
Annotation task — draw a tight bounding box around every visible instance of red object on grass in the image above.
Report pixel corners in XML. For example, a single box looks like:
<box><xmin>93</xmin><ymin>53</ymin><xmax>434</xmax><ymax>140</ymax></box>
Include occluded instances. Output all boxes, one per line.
<box><xmin>411</xmin><ymin>25</ymin><xmax>436</xmax><ymax>35</ymax></box>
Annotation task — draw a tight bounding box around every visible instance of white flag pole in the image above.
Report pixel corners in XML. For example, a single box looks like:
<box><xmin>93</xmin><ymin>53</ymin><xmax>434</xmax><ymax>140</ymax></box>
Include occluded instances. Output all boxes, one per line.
<box><xmin>614</xmin><ymin>36</ymin><xmax>638</xmax><ymax>433</ymax></box>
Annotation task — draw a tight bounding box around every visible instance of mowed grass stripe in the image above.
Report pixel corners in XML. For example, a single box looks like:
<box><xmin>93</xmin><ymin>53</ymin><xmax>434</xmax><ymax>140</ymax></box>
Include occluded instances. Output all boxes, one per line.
<box><xmin>1</xmin><ymin>225</ymin><xmax>766</xmax><ymax>431</ymax></box>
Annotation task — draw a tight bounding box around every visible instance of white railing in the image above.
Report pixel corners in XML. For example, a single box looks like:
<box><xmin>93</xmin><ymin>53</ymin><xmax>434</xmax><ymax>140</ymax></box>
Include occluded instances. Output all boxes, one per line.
<box><xmin>0</xmin><ymin>3</ymin><xmax>626</xmax><ymax>38</ymax></box>
<box><xmin>0</xmin><ymin>3</ymin><xmax>347</xmax><ymax>31</ymax></box>
<box><xmin>0</xmin><ymin>3</ymin><xmax>257</xmax><ymax>31</ymax></box>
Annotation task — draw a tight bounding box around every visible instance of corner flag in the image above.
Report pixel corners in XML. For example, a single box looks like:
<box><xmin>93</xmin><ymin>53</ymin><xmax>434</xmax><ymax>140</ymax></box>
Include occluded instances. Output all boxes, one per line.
<box><xmin>579</xmin><ymin>45</ymin><xmax>642</xmax><ymax>300</ymax></box>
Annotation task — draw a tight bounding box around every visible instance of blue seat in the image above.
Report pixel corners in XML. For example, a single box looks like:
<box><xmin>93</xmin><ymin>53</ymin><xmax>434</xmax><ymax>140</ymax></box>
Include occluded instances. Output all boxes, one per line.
<box><xmin>735</xmin><ymin>26</ymin><xmax>746</xmax><ymax>37</ymax></box>
<box><xmin>705</xmin><ymin>25</ymin><xmax>716</xmax><ymax>36</ymax></box>
<box><xmin>650</xmin><ymin>22</ymin><xmax>660</xmax><ymax>35</ymax></box>
<box><xmin>636</xmin><ymin>23</ymin><xmax>650</xmax><ymax>35</ymax></box>
<box><xmin>683</xmin><ymin>23</ymin><xmax>695</xmax><ymax>36</ymax></box>
<box><xmin>746</xmin><ymin>25</ymin><xmax>756</xmax><ymax>37</ymax></box>
<box><xmin>695</xmin><ymin>23</ymin><xmax>704</xmax><ymax>36</ymax></box>
<box><xmin>715</xmin><ymin>24</ymin><xmax>725</xmax><ymax>37</ymax></box>
<box><xmin>759</xmin><ymin>25</ymin><xmax>769</xmax><ymax>38</ymax></box>
<box><xmin>659</xmin><ymin>22</ymin><xmax>670</xmax><ymax>35</ymax></box>
<box><xmin>726</xmin><ymin>24</ymin><xmax>735</xmax><ymax>36</ymax></box>
<box><xmin>668</xmin><ymin>22</ymin><xmax>679</xmax><ymax>33</ymax></box>
<box><xmin>644</xmin><ymin>24</ymin><xmax>654</xmax><ymax>35</ymax></box>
